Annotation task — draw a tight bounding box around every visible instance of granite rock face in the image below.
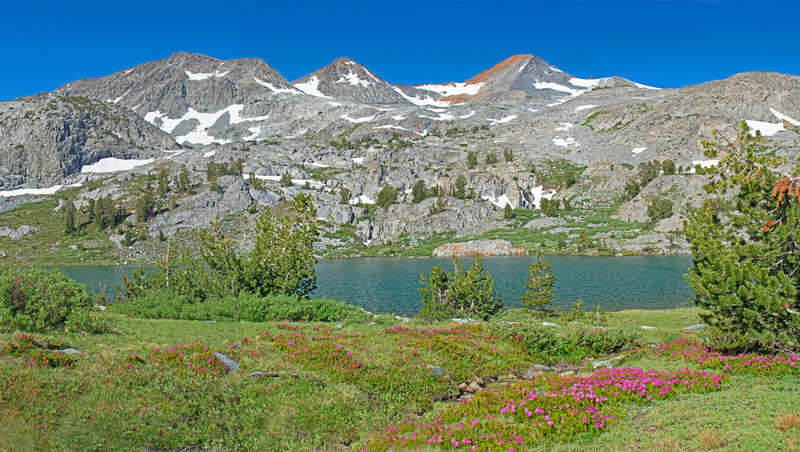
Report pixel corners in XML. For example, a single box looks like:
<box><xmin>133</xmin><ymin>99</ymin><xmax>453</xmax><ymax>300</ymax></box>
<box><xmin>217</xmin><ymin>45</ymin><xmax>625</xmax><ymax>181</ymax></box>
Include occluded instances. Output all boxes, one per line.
<box><xmin>2</xmin><ymin>52</ymin><xmax>799</xmax><ymax>255</ymax></box>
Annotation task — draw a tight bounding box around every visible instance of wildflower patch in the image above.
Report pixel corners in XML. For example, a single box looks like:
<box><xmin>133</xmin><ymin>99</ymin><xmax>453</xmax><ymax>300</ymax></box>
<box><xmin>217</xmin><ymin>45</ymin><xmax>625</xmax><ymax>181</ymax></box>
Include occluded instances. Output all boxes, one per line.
<box><xmin>368</xmin><ymin>367</ymin><xmax>726</xmax><ymax>450</ymax></box>
<box><xmin>653</xmin><ymin>338</ymin><xmax>800</xmax><ymax>376</ymax></box>
<box><xmin>1</xmin><ymin>333</ymin><xmax>75</xmax><ymax>368</ymax></box>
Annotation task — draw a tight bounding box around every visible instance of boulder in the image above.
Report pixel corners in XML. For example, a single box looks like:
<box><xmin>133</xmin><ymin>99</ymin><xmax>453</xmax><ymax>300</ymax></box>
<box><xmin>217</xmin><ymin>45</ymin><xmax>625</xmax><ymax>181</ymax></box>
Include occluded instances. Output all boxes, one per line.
<box><xmin>524</xmin><ymin>217</ymin><xmax>566</xmax><ymax>229</ymax></box>
<box><xmin>214</xmin><ymin>352</ymin><xmax>240</xmax><ymax>372</ymax></box>
<box><xmin>432</xmin><ymin>239</ymin><xmax>525</xmax><ymax>257</ymax></box>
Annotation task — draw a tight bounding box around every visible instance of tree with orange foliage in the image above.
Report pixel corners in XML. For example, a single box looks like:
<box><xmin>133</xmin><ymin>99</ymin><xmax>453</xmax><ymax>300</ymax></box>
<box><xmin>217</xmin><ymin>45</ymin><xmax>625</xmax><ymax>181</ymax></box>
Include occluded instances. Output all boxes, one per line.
<box><xmin>684</xmin><ymin>121</ymin><xmax>800</xmax><ymax>352</ymax></box>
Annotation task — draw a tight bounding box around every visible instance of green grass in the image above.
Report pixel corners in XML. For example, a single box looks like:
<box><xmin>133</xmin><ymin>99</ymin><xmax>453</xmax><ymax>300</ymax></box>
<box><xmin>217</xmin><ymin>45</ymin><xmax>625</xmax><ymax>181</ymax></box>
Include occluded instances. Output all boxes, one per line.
<box><xmin>2</xmin><ymin>307</ymin><xmax>798</xmax><ymax>450</ymax></box>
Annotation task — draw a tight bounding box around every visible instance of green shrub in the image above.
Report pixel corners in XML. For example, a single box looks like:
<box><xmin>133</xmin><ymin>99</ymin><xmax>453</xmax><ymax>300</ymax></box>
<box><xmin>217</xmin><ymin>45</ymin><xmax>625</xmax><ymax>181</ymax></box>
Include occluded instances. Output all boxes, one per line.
<box><xmin>0</xmin><ymin>266</ymin><xmax>107</xmax><ymax>333</ymax></box>
<box><xmin>418</xmin><ymin>256</ymin><xmax>503</xmax><ymax>321</ymax></box>
<box><xmin>113</xmin><ymin>289</ymin><xmax>368</xmax><ymax>323</ymax></box>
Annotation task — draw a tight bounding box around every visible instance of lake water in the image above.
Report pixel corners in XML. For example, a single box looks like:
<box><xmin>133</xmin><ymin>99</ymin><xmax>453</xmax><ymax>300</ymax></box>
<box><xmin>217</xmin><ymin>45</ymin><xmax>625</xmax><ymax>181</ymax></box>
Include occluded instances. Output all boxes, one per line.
<box><xmin>55</xmin><ymin>255</ymin><xmax>695</xmax><ymax>316</ymax></box>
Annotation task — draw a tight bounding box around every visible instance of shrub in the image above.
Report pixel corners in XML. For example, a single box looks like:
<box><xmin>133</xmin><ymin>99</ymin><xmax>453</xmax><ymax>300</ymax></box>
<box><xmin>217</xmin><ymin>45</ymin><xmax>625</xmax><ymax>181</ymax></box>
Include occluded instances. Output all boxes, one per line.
<box><xmin>114</xmin><ymin>289</ymin><xmax>368</xmax><ymax>323</ymax></box>
<box><xmin>0</xmin><ymin>266</ymin><xmax>107</xmax><ymax>333</ymax></box>
<box><xmin>418</xmin><ymin>256</ymin><xmax>503</xmax><ymax>321</ymax></box>
<box><xmin>119</xmin><ymin>193</ymin><xmax>319</xmax><ymax>302</ymax></box>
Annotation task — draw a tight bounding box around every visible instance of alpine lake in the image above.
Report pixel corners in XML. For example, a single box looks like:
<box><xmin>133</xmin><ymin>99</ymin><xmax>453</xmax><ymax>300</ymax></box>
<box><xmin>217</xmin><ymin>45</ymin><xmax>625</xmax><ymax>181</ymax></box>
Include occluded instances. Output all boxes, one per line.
<box><xmin>56</xmin><ymin>254</ymin><xmax>695</xmax><ymax>317</ymax></box>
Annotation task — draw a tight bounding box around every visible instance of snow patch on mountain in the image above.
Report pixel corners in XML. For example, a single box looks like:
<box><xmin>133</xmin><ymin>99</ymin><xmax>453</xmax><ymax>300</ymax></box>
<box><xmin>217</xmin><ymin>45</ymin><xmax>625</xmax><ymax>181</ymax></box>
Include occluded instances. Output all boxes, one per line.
<box><xmin>770</xmin><ymin>107</ymin><xmax>800</xmax><ymax>126</ymax></box>
<box><xmin>632</xmin><ymin>147</ymin><xmax>647</xmax><ymax>154</ymax></box>
<box><xmin>338</xmin><ymin>71</ymin><xmax>373</xmax><ymax>87</ymax></box>
<box><xmin>294</xmin><ymin>76</ymin><xmax>333</xmax><ymax>98</ymax></box>
<box><xmin>81</xmin><ymin>157</ymin><xmax>155</xmax><ymax>173</ymax></box>
<box><xmin>391</xmin><ymin>86</ymin><xmax>450</xmax><ymax>107</ymax></box>
<box><xmin>341</xmin><ymin>114</ymin><xmax>376</xmax><ymax>123</ymax></box>
<box><xmin>421</xmin><ymin>112</ymin><xmax>456</xmax><ymax>121</ymax></box>
<box><xmin>555</xmin><ymin>123</ymin><xmax>574</xmax><ymax>131</ymax></box>
<box><xmin>107</xmin><ymin>89</ymin><xmax>130</xmax><ymax>104</ymax></box>
<box><xmin>553</xmin><ymin>137</ymin><xmax>578</xmax><ymax>147</ymax></box>
<box><xmin>634</xmin><ymin>82</ymin><xmax>661</xmax><ymax>90</ymax></box>
<box><xmin>254</xmin><ymin>77</ymin><xmax>300</xmax><ymax>95</ymax></box>
<box><xmin>745</xmin><ymin>119</ymin><xmax>784</xmax><ymax>136</ymax></box>
<box><xmin>486</xmin><ymin>115</ymin><xmax>517</xmax><ymax>125</ymax></box>
<box><xmin>185</xmin><ymin>70</ymin><xmax>229</xmax><ymax>81</ymax></box>
<box><xmin>535</xmin><ymin>81</ymin><xmax>584</xmax><ymax>96</ymax></box>
<box><xmin>575</xmin><ymin>105</ymin><xmax>597</xmax><ymax>112</ymax></box>
<box><xmin>416</xmin><ymin>82</ymin><xmax>483</xmax><ymax>96</ymax></box>
<box><xmin>482</xmin><ymin>193</ymin><xmax>513</xmax><ymax>209</ymax></box>
<box><xmin>349</xmin><ymin>194</ymin><xmax>375</xmax><ymax>205</ymax></box>
<box><xmin>569</xmin><ymin>78</ymin><xmax>604</xmax><ymax>89</ymax></box>
<box><xmin>144</xmin><ymin>105</ymin><xmax>271</xmax><ymax>145</ymax></box>
<box><xmin>531</xmin><ymin>185</ymin><xmax>556</xmax><ymax>209</ymax></box>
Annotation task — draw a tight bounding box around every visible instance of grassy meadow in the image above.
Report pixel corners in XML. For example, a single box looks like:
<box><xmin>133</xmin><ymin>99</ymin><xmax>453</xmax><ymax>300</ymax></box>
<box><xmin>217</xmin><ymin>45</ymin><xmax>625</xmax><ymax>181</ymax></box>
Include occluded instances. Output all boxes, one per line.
<box><xmin>2</xmin><ymin>307</ymin><xmax>799</xmax><ymax>451</ymax></box>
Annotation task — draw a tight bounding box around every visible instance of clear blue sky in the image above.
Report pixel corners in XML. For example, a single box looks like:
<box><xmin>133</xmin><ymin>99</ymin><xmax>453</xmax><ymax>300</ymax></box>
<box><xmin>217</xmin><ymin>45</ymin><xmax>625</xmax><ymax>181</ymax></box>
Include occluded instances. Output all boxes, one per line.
<box><xmin>3</xmin><ymin>0</ymin><xmax>799</xmax><ymax>101</ymax></box>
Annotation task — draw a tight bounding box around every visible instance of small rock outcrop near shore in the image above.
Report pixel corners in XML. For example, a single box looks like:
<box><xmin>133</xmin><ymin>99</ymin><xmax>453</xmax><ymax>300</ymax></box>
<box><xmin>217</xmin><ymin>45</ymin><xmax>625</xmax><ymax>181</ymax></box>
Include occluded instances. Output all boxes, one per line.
<box><xmin>432</xmin><ymin>239</ymin><xmax>526</xmax><ymax>257</ymax></box>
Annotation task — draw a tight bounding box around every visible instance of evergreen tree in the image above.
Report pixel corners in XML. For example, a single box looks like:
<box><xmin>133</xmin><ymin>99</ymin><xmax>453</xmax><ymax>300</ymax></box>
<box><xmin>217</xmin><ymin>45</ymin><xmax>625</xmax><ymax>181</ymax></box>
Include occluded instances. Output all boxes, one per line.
<box><xmin>157</xmin><ymin>169</ymin><xmax>169</xmax><ymax>197</ymax></box>
<box><xmin>466</xmin><ymin>152</ymin><xmax>478</xmax><ymax>169</ymax></box>
<box><xmin>177</xmin><ymin>168</ymin><xmax>191</xmax><ymax>193</ymax></box>
<box><xmin>376</xmin><ymin>186</ymin><xmax>398</xmax><ymax>209</ymax></box>
<box><xmin>411</xmin><ymin>180</ymin><xmax>428</xmax><ymax>203</ymax></box>
<box><xmin>646</xmin><ymin>197</ymin><xmax>673</xmax><ymax>223</ymax></box>
<box><xmin>684</xmin><ymin>121</ymin><xmax>800</xmax><ymax>351</ymax></box>
<box><xmin>503</xmin><ymin>203</ymin><xmax>514</xmax><ymax>219</ymax></box>
<box><xmin>63</xmin><ymin>199</ymin><xmax>76</xmax><ymax>235</ymax></box>
<box><xmin>521</xmin><ymin>253</ymin><xmax>556</xmax><ymax>315</ymax></box>
<box><xmin>135</xmin><ymin>190</ymin><xmax>155</xmax><ymax>223</ymax></box>
<box><xmin>453</xmin><ymin>175</ymin><xmax>468</xmax><ymax>199</ymax></box>
<box><xmin>419</xmin><ymin>255</ymin><xmax>503</xmax><ymax>321</ymax></box>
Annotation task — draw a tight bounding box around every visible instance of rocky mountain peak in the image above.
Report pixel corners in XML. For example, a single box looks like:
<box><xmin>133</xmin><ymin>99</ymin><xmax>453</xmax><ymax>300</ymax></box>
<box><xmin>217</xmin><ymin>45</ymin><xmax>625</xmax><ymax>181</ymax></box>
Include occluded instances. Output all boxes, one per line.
<box><xmin>463</xmin><ymin>54</ymin><xmax>536</xmax><ymax>84</ymax></box>
<box><xmin>291</xmin><ymin>57</ymin><xmax>408</xmax><ymax>104</ymax></box>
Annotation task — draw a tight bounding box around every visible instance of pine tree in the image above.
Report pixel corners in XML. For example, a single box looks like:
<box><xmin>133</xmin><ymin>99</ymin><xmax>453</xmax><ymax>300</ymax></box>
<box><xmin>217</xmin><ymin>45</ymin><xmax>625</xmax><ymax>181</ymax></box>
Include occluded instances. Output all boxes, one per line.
<box><xmin>521</xmin><ymin>253</ymin><xmax>556</xmax><ymax>315</ymax></box>
<box><xmin>157</xmin><ymin>169</ymin><xmax>169</xmax><ymax>197</ymax></box>
<box><xmin>684</xmin><ymin>121</ymin><xmax>800</xmax><ymax>351</ymax></box>
<box><xmin>453</xmin><ymin>175</ymin><xmax>467</xmax><ymax>199</ymax></box>
<box><xmin>466</xmin><ymin>152</ymin><xmax>478</xmax><ymax>169</ymax></box>
<box><xmin>376</xmin><ymin>186</ymin><xmax>398</xmax><ymax>209</ymax></box>
<box><xmin>503</xmin><ymin>203</ymin><xmax>514</xmax><ymax>219</ymax></box>
<box><xmin>63</xmin><ymin>199</ymin><xmax>76</xmax><ymax>235</ymax></box>
<box><xmin>411</xmin><ymin>180</ymin><xmax>427</xmax><ymax>203</ymax></box>
<box><xmin>419</xmin><ymin>255</ymin><xmax>503</xmax><ymax>321</ymax></box>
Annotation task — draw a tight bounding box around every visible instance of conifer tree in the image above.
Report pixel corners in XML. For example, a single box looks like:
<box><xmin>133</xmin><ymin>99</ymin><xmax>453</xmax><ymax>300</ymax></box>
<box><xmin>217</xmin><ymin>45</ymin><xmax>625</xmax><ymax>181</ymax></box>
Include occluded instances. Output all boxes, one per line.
<box><xmin>521</xmin><ymin>253</ymin><xmax>556</xmax><ymax>315</ymax></box>
<box><xmin>63</xmin><ymin>199</ymin><xmax>76</xmax><ymax>235</ymax></box>
<box><xmin>684</xmin><ymin>121</ymin><xmax>800</xmax><ymax>351</ymax></box>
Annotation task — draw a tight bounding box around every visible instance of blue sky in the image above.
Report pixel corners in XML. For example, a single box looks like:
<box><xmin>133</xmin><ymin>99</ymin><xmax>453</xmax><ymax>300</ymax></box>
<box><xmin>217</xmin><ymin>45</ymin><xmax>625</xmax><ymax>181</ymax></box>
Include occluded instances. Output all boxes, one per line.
<box><xmin>2</xmin><ymin>0</ymin><xmax>799</xmax><ymax>101</ymax></box>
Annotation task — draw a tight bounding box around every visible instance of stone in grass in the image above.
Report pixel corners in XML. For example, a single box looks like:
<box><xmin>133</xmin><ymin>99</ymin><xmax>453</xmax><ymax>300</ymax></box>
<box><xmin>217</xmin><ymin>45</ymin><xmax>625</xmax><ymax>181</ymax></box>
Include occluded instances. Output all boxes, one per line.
<box><xmin>682</xmin><ymin>324</ymin><xmax>705</xmax><ymax>331</ymax></box>
<box><xmin>640</xmin><ymin>325</ymin><xmax>656</xmax><ymax>330</ymax></box>
<box><xmin>523</xmin><ymin>364</ymin><xmax>554</xmax><ymax>379</ymax></box>
<box><xmin>452</xmin><ymin>318</ymin><xmax>479</xmax><ymax>325</ymax></box>
<box><xmin>428</xmin><ymin>365</ymin><xmax>444</xmax><ymax>376</ymax></box>
<box><xmin>464</xmin><ymin>382</ymin><xmax>482</xmax><ymax>394</ymax></box>
<box><xmin>541</xmin><ymin>322</ymin><xmax>560</xmax><ymax>327</ymax></box>
<box><xmin>214</xmin><ymin>352</ymin><xmax>240</xmax><ymax>372</ymax></box>
<box><xmin>59</xmin><ymin>348</ymin><xmax>83</xmax><ymax>355</ymax></box>
<box><xmin>591</xmin><ymin>354</ymin><xmax>628</xmax><ymax>369</ymax></box>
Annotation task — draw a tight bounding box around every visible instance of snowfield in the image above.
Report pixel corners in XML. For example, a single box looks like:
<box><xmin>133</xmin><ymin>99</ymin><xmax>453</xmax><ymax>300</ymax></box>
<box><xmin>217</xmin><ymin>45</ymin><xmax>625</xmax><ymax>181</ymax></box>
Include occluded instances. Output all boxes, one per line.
<box><xmin>81</xmin><ymin>157</ymin><xmax>155</xmax><ymax>173</ymax></box>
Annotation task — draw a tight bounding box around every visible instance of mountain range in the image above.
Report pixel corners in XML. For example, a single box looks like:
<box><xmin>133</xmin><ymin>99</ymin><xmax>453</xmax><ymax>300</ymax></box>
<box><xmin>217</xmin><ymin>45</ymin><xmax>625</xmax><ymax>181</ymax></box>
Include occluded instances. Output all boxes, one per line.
<box><xmin>1</xmin><ymin>51</ymin><xmax>799</xmax><ymax>260</ymax></box>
